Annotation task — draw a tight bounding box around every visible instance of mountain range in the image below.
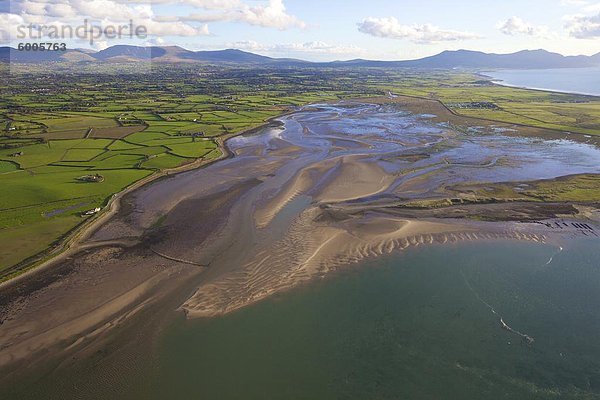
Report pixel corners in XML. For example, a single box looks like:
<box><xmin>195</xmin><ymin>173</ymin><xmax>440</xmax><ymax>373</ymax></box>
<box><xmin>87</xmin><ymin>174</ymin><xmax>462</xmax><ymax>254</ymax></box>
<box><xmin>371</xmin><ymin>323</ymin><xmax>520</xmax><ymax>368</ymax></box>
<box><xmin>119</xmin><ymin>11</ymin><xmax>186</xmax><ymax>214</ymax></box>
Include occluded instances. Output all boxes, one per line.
<box><xmin>1</xmin><ymin>45</ymin><xmax>600</xmax><ymax>69</ymax></box>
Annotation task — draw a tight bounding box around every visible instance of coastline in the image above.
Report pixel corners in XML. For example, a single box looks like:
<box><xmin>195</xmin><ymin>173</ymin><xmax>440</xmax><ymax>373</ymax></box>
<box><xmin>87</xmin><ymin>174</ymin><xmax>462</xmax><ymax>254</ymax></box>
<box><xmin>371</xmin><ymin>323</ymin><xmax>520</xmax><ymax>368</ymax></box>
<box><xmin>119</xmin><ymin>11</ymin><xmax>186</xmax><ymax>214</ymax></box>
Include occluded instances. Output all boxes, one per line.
<box><xmin>0</xmin><ymin>96</ymin><xmax>599</xmax><ymax>378</ymax></box>
<box><xmin>2</xmin><ymin>86</ymin><xmax>599</xmax><ymax>286</ymax></box>
<box><xmin>0</xmin><ymin>111</ymin><xmax>295</xmax><ymax>287</ymax></box>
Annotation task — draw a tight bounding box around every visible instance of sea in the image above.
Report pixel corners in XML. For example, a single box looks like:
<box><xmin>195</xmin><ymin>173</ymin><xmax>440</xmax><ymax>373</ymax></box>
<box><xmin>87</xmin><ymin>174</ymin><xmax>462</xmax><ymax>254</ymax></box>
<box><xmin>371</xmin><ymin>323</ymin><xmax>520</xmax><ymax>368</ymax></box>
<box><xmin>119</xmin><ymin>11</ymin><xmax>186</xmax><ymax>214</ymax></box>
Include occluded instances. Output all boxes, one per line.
<box><xmin>485</xmin><ymin>67</ymin><xmax>600</xmax><ymax>97</ymax></box>
<box><xmin>11</xmin><ymin>239</ymin><xmax>600</xmax><ymax>399</ymax></box>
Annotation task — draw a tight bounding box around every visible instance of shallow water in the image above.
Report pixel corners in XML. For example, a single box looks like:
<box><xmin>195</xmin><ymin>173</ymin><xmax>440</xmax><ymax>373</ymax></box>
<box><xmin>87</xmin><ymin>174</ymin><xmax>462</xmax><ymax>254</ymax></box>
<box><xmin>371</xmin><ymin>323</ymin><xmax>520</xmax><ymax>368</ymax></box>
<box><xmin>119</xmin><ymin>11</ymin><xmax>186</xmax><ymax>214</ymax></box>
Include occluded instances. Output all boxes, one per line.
<box><xmin>129</xmin><ymin>102</ymin><xmax>600</xmax><ymax>228</ymax></box>
<box><xmin>151</xmin><ymin>239</ymin><xmax>600</xmax><ymax>399</ymax></box>
<box><xmin>239</xmin><ymin>103</ymin><xmax>600</xmax><ymax>185</ymax></box>
<box><xmin>9</xmin><ymin>238</ymin><xmax>600</xmax><ymax>399</ymax></box>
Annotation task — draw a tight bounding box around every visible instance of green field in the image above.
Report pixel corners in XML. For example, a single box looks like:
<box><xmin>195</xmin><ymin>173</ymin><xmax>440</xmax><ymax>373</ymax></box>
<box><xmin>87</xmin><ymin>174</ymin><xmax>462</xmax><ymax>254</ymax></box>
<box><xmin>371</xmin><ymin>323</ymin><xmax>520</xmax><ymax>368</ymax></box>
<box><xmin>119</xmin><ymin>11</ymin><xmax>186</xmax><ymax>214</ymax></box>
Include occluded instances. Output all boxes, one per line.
<box><xmin>450</xmin><ymin>174</ymin><xmax>600</xmax><ymax>203</ymax></box>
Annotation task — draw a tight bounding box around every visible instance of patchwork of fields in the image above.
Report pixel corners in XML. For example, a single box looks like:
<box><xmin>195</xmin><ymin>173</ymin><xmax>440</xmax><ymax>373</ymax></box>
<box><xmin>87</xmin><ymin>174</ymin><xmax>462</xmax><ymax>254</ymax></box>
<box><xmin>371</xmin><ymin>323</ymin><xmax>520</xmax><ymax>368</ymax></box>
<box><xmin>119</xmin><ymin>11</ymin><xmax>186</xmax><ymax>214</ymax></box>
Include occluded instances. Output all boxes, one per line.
<box><xmin>1</xmin><ymin>64</ymin><xmax>600</xmax><ymax>274</ymax></box>
<box><xmin>376</xmin><ymin>71</ymin><xmax>600</xmax><ymax>135</ymax></box>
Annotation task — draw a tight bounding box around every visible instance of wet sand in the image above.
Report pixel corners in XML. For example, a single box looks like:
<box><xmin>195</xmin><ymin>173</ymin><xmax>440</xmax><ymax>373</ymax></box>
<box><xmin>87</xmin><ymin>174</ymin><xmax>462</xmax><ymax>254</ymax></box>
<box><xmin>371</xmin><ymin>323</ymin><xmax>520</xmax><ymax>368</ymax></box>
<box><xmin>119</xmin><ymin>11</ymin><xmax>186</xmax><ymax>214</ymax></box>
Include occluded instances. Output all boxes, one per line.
<box><xmin>1</xmin><ymin>98</ymin><xmax>599</xmax><ymax>383</ymax></box>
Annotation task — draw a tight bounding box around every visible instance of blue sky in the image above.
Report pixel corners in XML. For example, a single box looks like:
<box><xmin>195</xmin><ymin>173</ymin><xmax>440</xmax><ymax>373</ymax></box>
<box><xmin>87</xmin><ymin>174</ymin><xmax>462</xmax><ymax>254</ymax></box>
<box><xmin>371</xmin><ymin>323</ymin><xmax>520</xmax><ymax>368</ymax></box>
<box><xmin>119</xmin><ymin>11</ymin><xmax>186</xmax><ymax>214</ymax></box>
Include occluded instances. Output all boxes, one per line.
<box><xmin>2</xmin><ymin>0</ymin><xmax>600</xmax><ymax>60</ymax></box>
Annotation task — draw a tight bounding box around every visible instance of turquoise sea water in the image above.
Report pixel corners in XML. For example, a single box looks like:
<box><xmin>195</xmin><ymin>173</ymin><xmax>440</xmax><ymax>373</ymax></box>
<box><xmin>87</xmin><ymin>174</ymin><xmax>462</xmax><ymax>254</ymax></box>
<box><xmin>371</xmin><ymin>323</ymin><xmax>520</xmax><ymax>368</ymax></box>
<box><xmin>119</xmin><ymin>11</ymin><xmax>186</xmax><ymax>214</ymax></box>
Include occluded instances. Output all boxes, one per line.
<box><xmin>6</xmin><ymin>238</ymin><xmax>600</xmax><ymax>399</ymax></box>
<box><xmin>485</xmin><ymin>68</ymin><xmax>600</xmax><ymax>96</ymax></box>
<box><xmin>148</xmin><ymin>239</ymin><xmax>600</xmax><ymax>400</ymax></box>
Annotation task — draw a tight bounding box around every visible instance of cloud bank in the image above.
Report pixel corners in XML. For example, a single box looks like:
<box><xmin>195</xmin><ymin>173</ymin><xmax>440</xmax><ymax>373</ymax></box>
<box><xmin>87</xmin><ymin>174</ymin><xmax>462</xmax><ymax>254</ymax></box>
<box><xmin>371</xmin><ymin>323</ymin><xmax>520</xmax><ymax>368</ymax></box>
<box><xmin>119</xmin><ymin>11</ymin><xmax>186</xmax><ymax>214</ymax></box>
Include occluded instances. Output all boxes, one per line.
<box><xmin>0</xmin><ymin>0</ymin><xmax>305</xmax><ymax>44</ymax></box>
<box><xmin>357</xmin><ymin>17</ymin><xmax>481</xmax><ymax>44</ymax></box>
<box><xmin>498</xmin><ymin>16</ymin><xmax>552</xmax><ymax>38</ymax></box>
<box><xmin>565</xmin><ymin>12</ymin><xmax>600</xmax><ymax>38</ymax></box>
<box><xmin>230</xmin><ymin>40</ymin><xmax>364</xmax><ymax>57</ymax></box>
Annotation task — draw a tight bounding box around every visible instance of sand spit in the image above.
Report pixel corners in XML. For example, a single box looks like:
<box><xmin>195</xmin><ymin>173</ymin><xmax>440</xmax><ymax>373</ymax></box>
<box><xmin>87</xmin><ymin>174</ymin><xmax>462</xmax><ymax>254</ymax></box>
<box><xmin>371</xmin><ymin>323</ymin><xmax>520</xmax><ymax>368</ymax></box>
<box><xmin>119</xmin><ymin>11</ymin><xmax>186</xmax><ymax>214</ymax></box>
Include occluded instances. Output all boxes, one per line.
<box><xmin>314</xmin><ymin>156</ymin><xmax>396</xmax><ymax>203</ymax></box>
<box><xmin>254</xmin><ymin>154</ymin><xmax>395</xmax><ymax>228</ymax></box>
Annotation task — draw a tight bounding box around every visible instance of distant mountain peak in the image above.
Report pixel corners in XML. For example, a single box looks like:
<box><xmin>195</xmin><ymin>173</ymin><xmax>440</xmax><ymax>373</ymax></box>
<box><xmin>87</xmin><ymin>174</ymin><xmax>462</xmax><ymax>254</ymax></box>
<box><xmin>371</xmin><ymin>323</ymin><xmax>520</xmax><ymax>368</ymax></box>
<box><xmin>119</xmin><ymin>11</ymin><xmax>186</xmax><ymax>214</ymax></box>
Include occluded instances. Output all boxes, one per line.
<box><xmin>2</xmin><ymin>45</ymin><xmax>599</xmax><ymax>69</ymax></box>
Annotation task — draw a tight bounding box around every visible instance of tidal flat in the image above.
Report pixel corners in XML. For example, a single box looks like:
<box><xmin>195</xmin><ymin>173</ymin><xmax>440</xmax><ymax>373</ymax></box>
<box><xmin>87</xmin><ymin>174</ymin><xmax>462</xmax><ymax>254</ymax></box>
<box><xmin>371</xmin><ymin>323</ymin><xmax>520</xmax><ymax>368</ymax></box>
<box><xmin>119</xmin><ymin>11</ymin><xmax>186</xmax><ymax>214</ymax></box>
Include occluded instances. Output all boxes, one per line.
<box><xmin>1</xmin><ymin>100</ymin><xmax>599</xmax><ymax>398</ymax></box>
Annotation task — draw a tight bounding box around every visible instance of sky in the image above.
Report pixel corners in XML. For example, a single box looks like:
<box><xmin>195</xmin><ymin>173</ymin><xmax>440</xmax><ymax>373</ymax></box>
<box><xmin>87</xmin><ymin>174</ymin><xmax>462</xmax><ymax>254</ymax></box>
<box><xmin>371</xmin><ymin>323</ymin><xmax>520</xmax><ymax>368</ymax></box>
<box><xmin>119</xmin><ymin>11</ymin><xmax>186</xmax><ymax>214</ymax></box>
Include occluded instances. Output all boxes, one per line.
<box><xmin>1</xmin><ymin>0</ymin><xmax>600</xmax><ymax>61</ymax></box>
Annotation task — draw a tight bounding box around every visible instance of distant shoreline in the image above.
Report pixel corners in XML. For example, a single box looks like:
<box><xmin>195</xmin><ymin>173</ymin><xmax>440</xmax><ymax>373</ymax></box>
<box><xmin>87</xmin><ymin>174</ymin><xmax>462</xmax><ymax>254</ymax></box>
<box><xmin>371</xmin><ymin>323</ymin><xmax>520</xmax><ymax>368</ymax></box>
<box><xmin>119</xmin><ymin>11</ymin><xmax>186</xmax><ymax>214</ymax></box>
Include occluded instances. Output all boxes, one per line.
<box><xmin>480</xmin><ymin>68</ymin><xmax>600</xmax><ymax>97</ymax></box>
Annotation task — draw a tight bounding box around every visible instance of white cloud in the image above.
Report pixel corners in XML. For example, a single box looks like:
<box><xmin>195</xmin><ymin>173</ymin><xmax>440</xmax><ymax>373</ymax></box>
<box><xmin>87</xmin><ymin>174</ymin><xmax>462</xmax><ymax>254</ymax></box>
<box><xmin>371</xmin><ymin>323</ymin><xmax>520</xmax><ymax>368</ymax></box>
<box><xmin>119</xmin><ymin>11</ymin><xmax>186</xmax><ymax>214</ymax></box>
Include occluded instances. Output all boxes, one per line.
<box><xmin>229</xmin><ymin>40</ymin><xmax>275</xmax><ymax>52</ymax></box>
<box><xmin>1</xmin><ymin>0</ymin><xmax>304</xmax><ymax>44</ymax></box>
<box><xmin>45</xmin><ymin>3</ymin><xmax>76</xmax><ymax>18</ymax></box>
<box><xmin>230</xmin><ymin>40</ymin><xmax>365</xmax><ymax>57</ymax></box>
<box><xmin>234</xmin><ymin>0</ymin><xmax>305</xmax><ymax>29</ymax></box>
<box><xmin>585</xmin><ymin>4</ymin><xmax>600</xmax><ymax>13</ymax></box>
<box><xmin>0</xmin><ymin>13</ymin><xmax>26</xmax><ymax>42</ymax></box>
<box><xmin>183</xmin><ymin>0</ymin><xmax>243</xmax><ymax>9</ymax></box>
<box><xmin>147</xmin><ymin>36</ymin><xmax>167</xmax><ymax>46</ymax></box>
<box><xmin>565</xmin><ymin>12</ymin><xmax>600</xmax><ymax>38</ymax></box>
<box><xmin>184</xmin><ymin>0</ymin><xmax>305</xmax><ymax>30</ymax></box>
<box><xmin>498</xmin><ymin>16</ymin><xmax>552</xmax><ymax>38</ymax></box>
<box><xmin>90</xmin><ymin>39</ymin><xmax>109</xmax><ymax>50</ymax></box>
<box><xmin>19</xmin><ymin>1</ymin><xmax>48</xmax><ymax>16</ymax></box>
<box><xmin>123</xmin><ymin>0</ymin><xmax>243</xmax><ymax>9</ymax></box>
<box><xmin>357</xmin><ymin>17</ymin><xmax>481</xmax><ymax>44</ymax></box>
<box><xmin>13</xmin><ymin>0</ymin><xmax>138</xmax><ymax>21</ymax></box>
<box><xmin>0</xmin><ymin>0</ymin><xmax>210</xmax><ymax>44</ymax></box>
<box><xmin>145</xmin><ymin>20</ymin><xmax>210</xmax><ymax>37</ymax></box>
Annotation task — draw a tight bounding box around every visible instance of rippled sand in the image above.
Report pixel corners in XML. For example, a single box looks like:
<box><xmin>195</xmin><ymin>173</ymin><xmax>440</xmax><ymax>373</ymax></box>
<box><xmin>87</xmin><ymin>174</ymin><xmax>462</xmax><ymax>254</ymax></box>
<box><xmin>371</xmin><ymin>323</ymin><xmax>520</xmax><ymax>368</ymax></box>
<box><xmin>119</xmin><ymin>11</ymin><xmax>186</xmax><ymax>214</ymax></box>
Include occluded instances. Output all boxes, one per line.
<box><xmin>173</xmin><ymin>102</ymin><xmax>596</xmax><ymax>317</ymax></box>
